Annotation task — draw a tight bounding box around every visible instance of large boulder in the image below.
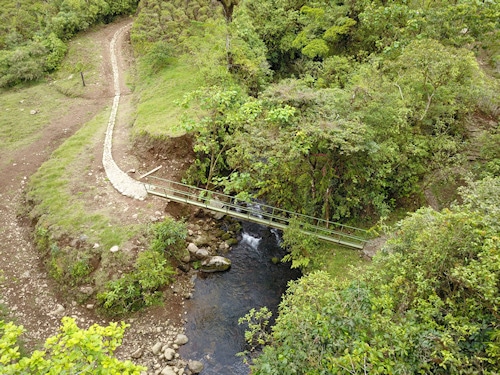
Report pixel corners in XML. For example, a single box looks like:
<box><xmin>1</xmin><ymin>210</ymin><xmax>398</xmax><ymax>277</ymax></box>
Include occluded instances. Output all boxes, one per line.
<box><xmin>209</xmin><ymin>199</ymin><xmax>226</xmax><ymax>220</ymax></box>
<box><xmin>200</xmin><ymin>256</ymin><xmax>231</xmax><ymax>273</ymax></box>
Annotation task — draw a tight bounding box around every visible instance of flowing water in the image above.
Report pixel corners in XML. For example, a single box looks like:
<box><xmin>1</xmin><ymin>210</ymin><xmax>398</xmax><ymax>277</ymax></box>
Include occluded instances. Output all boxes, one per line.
<box><xmin>179</xmin><ymin>221</ymin><xmax>301</xmax><ymax>374</ymax></box>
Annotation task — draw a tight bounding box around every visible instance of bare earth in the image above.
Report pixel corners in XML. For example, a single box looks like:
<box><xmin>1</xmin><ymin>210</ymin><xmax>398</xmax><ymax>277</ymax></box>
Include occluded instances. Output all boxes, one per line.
<box><xmin>0</xmin><ymin>18</ymin><xmax>195</xmax><ymax>372</ymax></box>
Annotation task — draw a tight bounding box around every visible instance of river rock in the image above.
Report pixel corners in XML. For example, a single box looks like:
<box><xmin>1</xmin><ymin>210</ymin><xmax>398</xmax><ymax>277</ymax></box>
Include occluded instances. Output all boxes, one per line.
<box><xmin>194</xmin><ymin>235</ymin><xmax>211</xmax><ymax>247</ymax></box>
<box><xmin>187</xmin><ymin>243</ymin><xmax>199</xmax><ymax>254</ymax></box>
<box><xmin>152</xmin><ymin>342</ymin><xmax>163</xmax><ymax>355</ymax></box>
<box><xmin>218</xmin><ymin>241</ymin><xmax>229</xmax><ymax>251</ymax></box>
<box><xmin>178</xmin><ymin>263</ymin><xmax>190</xmax><ymax>273</ymax></box>
<box><xmin>49</xmin><ymin>304</ymin><xmax>65</xmax><ymax>316</ymax></box>
<box><xmin>200</xmin><ymin>256</ymin><xmax>231</xmax><ymax>273</ymax></box>
<box><xmin>194</xmin><ymin>248</ymin><xmax>209</xmax><ymax>260</ymax></box>
<box><xmin>131</xmin><ymin>347</ymin><xmax>143</xmax><ymax>359</ymax></box>
<box><xmin>208</xmin><ymin>200</ymin><xmax>226</xmax><ymax>220</ymax></box>
<box><xmin>180</xmin><ymin>249</ymin><xmax>191</xmax><ymax>263</ymax></box>
<box><xmin>187</xmin><ymin>360</ymin><xmax>204</xmax><ymax>374</ymax></box>
<box><xmin>79</xmin><ymin>285</ymin><xmax>94</xmax><ymax>296</ymax></box>
<box><xmin>164</xmin><ymin>348</ymin><xmax>175</xmax><ymax>361</ymax></box>
<box><xmin>160</xmin><ymin>366</ymin><xmax>176</xmax><ymax>375</ymax></box>
<box><xmin>174</xmin><ymin>334</ymin><xmax>189</xmax><ymax>346</ymax></box>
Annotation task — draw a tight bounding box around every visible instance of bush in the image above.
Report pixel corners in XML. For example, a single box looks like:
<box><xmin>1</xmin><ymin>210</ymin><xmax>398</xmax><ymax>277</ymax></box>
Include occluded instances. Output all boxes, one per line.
<box><xmin>149</xmin><ymin>217</ymin><xmax>187</xmax><ymax>259</ymax></box>
<box><xmin>251</xmin><ymin>177</ymin><xmax>500</xmax><ymax>374</ymax></box>
<box><xmin>41</xmin><ymin>33</ymin><xmax>68</xmax><ymax>71</ymax></box>
<box><xmin>0</xmin><ymin>317</ymin><xmax>145</xmax><ymax>374</ymax></box>
<box><xmin>97</xmin><ymin>249</ymin><xmax>176</xmax><ymax>316</ymax></box>
<box><xmin>0</xmin><ymin>42</ymin><xmax>47</xmax><ymax>86</ymax></box>
<box><xmin>48</xmin><ymin>247</ymin><xmax>91</xmax><ymax>287</ymax></box>
<box><xmin>139</xmin><ymin>41</ymin><xmax>175</xmax><ymax>75</ymax></box>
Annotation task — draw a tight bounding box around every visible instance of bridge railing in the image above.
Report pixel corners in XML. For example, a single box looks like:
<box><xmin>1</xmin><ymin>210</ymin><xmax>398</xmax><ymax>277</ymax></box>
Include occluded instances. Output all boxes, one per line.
<box><xmin>144</xmin><ymin>176</ymin><xmax>368</xmax><ymax>248</ymax></box>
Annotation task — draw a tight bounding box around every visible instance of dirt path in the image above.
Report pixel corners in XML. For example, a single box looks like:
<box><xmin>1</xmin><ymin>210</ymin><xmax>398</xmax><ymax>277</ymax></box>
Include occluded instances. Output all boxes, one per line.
<box><xmin>0</xmin><ymin>19</ymin><xmax>192</xmax><ymax>373</ymax></box>
<box><xmin>0</xmin><ymin>19</ymin><xmax>124</xmax><ymax>346</ymax></box>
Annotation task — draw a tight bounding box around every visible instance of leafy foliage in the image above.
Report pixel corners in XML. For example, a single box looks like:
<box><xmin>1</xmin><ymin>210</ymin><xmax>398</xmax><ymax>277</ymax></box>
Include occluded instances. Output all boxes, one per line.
<box><xmin>238</xmin><ymin>307</ymin><xmax>273</xmax><ymax>353</ymax></box>
<box><xmin>250</xmin><ymin>177</ymin><xmax>500</xmax><ymax>374</ymax></box>
<box><xmin>281</xmin><ymin>218</ymin><xmax>320</xmax><ymax>270</ymax></box>
<box><xmin>0</xmin><ymin>317</ymin><xmax>145</xmax><ymax>374</ymax></box>
<box><xmin>134</xmin><ymin>0</ymin><xmax>497</xmax><ymax>224</ymax></box>
<box><xmin>131</xmin><ymin>0</ymin><xmax>220</xmax><ymax>56</ymax></box>
<box><xmin>98</xmin><ymin>218</ymin><xmax>185</xmax><ymax>316</ymax></box>
<box><xmin>97</xmin><ymin>249</ymin><xmax>175</xmax><ymax>316</ymax></box>
<box><xmin>148</xmin><ymin>217</ymin><xmax>187</xmax><ymax>258</ymax></box>
<box><xmin>0</xmin><ymin>0</ymin><xmax>139</xmax><ymax>86</ymax></box>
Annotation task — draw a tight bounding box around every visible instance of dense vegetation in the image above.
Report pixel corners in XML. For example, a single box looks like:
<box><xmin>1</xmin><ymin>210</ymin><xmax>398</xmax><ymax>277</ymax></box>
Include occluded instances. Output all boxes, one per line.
<box><xmin>133</xmin><ymin>0</ymin><xmax>499</xmax><ymax>223</ymax></box>
<box><xmin>0</xmin><ymin>0</ymin><xmax>138</xmax><ymax>87</ymax></box>
<box><xmin>97</xmin><ymin>218</ymin><xmax>187</xmax><ymax>316</ymax></box>
<box><xmin>130</xmin><ymin>0</ymin><xmax>500</xmax><ymax>373</ymax></box>
<box><xmin>245</xmin><ymin>177</ymin><xmax>500</xmax><ymax>374</ymax></box>
<box><xmin>0</xmin><ymin>0</ymin><xmax>498</xmax><ymax>373</ymax></box>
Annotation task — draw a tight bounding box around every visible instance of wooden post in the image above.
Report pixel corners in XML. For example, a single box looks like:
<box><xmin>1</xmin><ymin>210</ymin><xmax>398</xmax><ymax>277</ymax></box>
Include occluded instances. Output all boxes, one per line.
<box><xmin>80</xmin><ymin>72</ymin><xmax>86</xmax><ymax>87</ymax></box>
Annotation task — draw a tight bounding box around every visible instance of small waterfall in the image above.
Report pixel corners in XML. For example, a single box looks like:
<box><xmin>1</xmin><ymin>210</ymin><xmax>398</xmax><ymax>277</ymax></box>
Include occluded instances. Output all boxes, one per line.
<box><xmin>240</xmin><ymin>232</ymin><xmax>261</xmax><ymax>249</ymax></box>
<box><xmin>270</xmin><ymin>228</ymin><xmax>282</xmax><ymax>245</ymax></box>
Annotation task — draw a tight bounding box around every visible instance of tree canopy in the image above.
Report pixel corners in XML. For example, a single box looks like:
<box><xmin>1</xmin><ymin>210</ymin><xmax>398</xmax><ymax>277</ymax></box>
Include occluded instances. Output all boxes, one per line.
<box><xmin>249</xmin><ymin>177</ymin><xmax>500</xmax><ymax>374</ymax></box>
<box><xmin>0</xmin><ymin>0</ymin><xmax>139</xmax><ymax>86</ymax></box>
<box><xmin>134</xmin><ymin>0</ymin><xmax>499</xmax><ymax>222</ymax></box>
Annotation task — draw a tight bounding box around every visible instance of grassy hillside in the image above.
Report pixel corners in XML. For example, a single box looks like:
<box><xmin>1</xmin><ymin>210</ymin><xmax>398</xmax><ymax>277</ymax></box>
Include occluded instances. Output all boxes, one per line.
<box><xmin>133</xmin><ymin>61</ymin><xmax>203</xmax><ymax>138</ymax></box>
<box><xmin>0</xmin><ymin>29</ymin><xmax>102</xmax><ymax>155</ymax></box>
<box><xmin>0</xmin><ymin>0</ymin><xmax>138</xmax><ymax>87</ymax></box>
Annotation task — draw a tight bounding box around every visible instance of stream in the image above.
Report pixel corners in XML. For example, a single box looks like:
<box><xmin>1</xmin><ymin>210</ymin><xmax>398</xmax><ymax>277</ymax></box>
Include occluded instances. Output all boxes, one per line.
<box><xmin>179</xmin><ymin>220</ymin><xmax>301</xmax><ymax>374</ymax></box>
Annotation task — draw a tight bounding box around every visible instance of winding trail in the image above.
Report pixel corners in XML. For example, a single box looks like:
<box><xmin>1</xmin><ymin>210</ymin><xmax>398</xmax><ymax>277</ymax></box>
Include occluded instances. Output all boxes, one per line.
<box><xmin>0</xmin><ymin>19</ymin><xmax>189</xmax><ymax>374</ymax></box>
<box><xmin>103</xmin><ymin>24</ymin><xmax>148</xmax><ymax>200</ymax></box>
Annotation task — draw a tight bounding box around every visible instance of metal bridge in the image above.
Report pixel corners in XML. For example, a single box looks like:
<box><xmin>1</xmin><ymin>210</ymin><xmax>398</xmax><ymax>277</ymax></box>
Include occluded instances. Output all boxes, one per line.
<box><xmin>144</xmin><ymin>176</ymin><xmax>368</xmax><ymax>250</ymax></box>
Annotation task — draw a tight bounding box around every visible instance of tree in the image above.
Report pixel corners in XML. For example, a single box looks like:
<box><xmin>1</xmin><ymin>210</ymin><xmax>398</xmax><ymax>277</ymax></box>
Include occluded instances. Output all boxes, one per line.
<box><xmin>216</xmin><ymin>0</ymin><xmax>240</xmax><ymax>23</ymax></box>
<box><xmin>0</xmin><ymin>317</ymin><xmax>145</xmax><ymax>374</ymax></box>
<box><xmin>383</xmin><ymin>39</ymin><xmax>482</xmax><ymax>133</ymax></box>
<box><xmin>291</xmin><ymin>2</ymin><xmax>356</xmax><ymax>59</ymax></box>
<box><xmin>239</xmin><ymin>0</ymin><xmax>303</xmax><ymax>71</ymax></box>
<box><xmin>180</xmin><ymin>85</ymin><xmax>245</xmax><ymax>187</ymax></box>
<box><xmin>249</xmin><ymin>177</ymin><xmax>500</xmax><ymax>374</ymax></box>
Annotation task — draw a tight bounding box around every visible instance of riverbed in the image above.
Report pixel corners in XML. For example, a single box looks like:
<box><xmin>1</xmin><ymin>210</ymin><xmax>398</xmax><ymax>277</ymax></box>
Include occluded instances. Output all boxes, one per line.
<box><xmin>180</xmin><ymin>221</ymin><xmax>301</xmax><ymax>374</ymax></box>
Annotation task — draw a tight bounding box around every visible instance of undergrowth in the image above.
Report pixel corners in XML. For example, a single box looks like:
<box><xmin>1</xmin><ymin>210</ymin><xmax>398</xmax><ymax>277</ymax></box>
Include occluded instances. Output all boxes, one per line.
<box><xmin>97</xmin><ymin>218</ymin><xmax>187</xmax><ymax>316</ymax></box>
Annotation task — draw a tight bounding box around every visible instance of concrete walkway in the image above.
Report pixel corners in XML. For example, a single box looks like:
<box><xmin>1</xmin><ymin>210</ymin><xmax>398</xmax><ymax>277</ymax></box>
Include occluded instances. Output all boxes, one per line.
<box><xmin>102</xmin><ymin>24</ymin><xmax>148</xmax><ymax>200</ymax></box>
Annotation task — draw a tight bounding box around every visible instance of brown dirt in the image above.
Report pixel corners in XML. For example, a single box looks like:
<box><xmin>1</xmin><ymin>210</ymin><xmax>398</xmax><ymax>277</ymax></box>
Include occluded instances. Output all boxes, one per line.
<box><xmin>0</xmin><ymin>18</ymin><xmax>197</xmax><ymax>371</ymax></box>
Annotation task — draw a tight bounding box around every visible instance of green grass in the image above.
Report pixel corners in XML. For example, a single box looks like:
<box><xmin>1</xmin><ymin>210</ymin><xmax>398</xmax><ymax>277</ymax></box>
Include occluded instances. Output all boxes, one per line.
<box><xmin>133</xmin><ymin>59</ymin><xmax>203</xmax><ymax>138</ymax></box>
<box><xmin>26</xmin><ymin>108</ymin><xmax>141</xmax><ymax>248</ymax></box>
<box><xmin>0</xmin><ymin>84</ymin><xmax>73</xmax><ymax>152</ymax></box>
<box><xmin>51</xmin><ymin>29</ymin><xmax>102</xmax><ymax>97</ymax></box>
<box><xmin>309</xmin><ymin>242</ymin><xmax>369</xmax><ymax>281</ymax></box>
<box><xmin>0</xmin><ymin>27</ymin><xmax>103</xmax><ymax>153</ymax></box>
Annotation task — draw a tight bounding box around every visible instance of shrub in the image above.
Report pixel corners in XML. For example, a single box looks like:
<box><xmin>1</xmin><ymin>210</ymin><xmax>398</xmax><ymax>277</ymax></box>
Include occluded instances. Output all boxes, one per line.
<box><xmin>149</xmin><ymin>217</ymin><xmax>187</xmax><ymax>259</ymax></box>
<box><xmin>0</xmin><ymin>317</ymin><xmax>145</xmax><ymax>374</ymax></box>
<box><xmin>97</xmin><ymin>249</ymin><xmax>176</xmax><ymax>316</ymax></box>
<box><xmin>251</xmin><ymin>177</ymin><xmax>500</xmax><ymax>374</ymax></box>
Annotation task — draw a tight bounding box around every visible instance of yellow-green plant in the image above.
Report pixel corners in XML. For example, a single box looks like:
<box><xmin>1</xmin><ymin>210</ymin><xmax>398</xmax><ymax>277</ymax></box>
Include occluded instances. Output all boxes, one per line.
<box><xmin>0</xmin><ymin>317</ymin><xmax>145</xmax><ymax>374</ymax></box>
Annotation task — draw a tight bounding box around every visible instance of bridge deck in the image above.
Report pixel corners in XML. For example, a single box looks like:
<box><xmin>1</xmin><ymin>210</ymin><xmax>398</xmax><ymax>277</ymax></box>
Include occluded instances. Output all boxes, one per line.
<box><xmin>144</xmin><ymin>177</ymin><xmax>368</xmax><ymax>250</ymax></box>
